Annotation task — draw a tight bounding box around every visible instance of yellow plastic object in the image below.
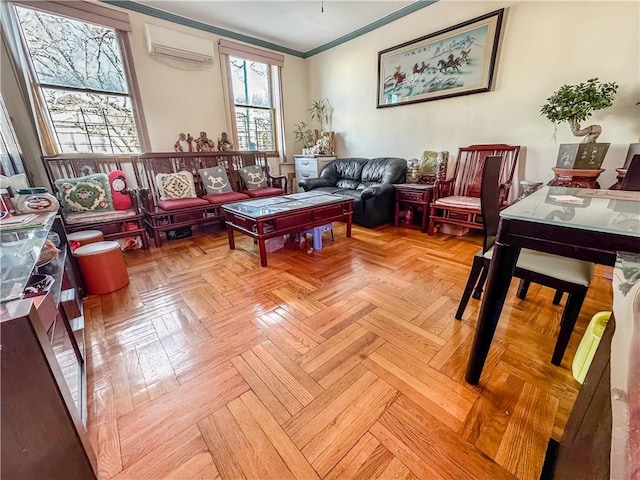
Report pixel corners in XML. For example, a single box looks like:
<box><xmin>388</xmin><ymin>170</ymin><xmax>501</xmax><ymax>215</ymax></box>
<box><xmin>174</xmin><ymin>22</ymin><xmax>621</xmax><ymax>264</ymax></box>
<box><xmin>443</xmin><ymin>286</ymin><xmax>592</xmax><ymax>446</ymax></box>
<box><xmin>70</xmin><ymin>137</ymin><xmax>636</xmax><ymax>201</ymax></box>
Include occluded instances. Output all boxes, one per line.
<box><xmin>572</xmin><ymin>311</ymin><xmax>612</xmax><ymax>384</ymax></box>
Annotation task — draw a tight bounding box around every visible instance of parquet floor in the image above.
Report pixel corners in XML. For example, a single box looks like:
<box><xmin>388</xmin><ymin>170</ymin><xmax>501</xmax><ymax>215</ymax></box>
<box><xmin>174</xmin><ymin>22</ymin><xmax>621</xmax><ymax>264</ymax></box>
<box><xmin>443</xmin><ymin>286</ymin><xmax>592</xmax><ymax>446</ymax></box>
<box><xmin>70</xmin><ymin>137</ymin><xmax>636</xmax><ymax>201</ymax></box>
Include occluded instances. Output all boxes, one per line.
<box><xmin>85</xmin><ymin>223</ymin><xmax>613</xmax><ymax>480</ymax></box>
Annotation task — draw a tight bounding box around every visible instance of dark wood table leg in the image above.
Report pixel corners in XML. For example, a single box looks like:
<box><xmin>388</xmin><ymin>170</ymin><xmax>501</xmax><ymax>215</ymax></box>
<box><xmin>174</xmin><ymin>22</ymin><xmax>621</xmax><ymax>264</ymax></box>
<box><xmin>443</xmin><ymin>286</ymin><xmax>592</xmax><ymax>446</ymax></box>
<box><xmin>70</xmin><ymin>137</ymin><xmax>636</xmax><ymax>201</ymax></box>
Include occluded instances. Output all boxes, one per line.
<box><xmin>226</xmin><ymin>222</ymin><xmax>235</xmax><ymax>250</ymax></box>
<box><xmin>346</xmin><ymin>211</ymin><xmax>352</xmax><ymax>238</ymax></box>
<box><xmin>394</xmin><ymin>198</ymin><xmax>400</xmax><ymax>227</ymax></box>
<box><xmin>421</xmin><ymin>205</ymin><xmax>428</xmax><ymax>233</ymax></box>
<box><xmin>256</xmin><ymin>220</ymin><xmax>268</xmax><ymax>267</ymax></box>
<box><xmin>465</xmin><ymin>240</ymin><xmax>520</xmax><ymax>384</ymax></box>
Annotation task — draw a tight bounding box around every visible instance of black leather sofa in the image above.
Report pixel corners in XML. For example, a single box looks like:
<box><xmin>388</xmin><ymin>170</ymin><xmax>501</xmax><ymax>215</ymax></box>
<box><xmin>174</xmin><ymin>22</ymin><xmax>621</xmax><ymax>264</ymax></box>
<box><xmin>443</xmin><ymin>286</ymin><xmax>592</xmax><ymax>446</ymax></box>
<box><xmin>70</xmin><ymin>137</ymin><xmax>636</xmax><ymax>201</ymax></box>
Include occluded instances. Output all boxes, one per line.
<box><xmin>298</xmin><ymin>157</ymin><xmax>407</xmax><ymax>228</ymax></box>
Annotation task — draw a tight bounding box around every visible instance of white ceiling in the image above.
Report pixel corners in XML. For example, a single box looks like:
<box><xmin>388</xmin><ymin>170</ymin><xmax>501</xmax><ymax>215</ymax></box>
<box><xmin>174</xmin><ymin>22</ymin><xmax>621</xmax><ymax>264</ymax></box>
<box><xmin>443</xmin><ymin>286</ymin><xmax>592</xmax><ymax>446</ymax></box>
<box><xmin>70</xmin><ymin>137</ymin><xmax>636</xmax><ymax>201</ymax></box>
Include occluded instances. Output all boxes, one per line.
<box><xmin>134</xmin><ymin>1</ymin><xmax>418</xmax><ymax>54</ymax></box>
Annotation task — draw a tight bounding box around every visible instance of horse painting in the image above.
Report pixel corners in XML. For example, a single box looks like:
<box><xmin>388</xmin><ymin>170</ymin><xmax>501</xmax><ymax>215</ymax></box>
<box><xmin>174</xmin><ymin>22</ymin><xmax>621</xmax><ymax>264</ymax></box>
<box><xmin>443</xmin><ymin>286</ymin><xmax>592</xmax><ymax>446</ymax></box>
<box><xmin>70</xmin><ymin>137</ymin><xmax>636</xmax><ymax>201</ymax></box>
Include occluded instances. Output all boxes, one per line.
<box><xmin>438</xmin><ymin>54</ymin><xmax>461</xmax><ymax>73</ymax></box>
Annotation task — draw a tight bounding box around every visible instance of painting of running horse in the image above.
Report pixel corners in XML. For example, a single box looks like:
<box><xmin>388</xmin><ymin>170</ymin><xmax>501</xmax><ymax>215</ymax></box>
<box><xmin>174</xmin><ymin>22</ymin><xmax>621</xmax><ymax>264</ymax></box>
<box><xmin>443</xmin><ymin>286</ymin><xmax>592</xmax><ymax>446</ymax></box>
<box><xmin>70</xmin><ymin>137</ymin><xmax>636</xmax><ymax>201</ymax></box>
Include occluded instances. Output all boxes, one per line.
<box><xmin>377</xmin><ymin>9</ymin><xmax>504</xmax><ymax>108</ymax></box>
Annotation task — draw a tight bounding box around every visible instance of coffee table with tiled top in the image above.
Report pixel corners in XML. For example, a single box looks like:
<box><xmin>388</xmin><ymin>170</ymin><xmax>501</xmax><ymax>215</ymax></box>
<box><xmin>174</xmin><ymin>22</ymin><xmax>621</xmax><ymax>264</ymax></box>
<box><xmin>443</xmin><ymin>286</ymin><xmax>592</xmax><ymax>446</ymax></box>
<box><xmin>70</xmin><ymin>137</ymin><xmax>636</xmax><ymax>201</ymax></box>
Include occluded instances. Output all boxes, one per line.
<box><xmin>222</xmin><ymin>191</ymin><xmax>353</xmax><ymax>267</ymax></box>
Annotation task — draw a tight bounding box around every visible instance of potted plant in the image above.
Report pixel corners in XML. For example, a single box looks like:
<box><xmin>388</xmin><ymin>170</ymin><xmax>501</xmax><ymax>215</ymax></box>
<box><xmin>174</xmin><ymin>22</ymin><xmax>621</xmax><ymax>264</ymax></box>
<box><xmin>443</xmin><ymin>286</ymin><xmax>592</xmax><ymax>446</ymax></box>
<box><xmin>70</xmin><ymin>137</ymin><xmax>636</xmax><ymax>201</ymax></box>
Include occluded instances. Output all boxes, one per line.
<box><xmin>293</xmin><ymin>121</ymin><xmax>315</xmax><ymax>154</ymax></box>
<box><xmin>541</xmin><ymin>78</ymin><xmax>618</xmax><ymax>173</ymax></box>
<box><xmin>309</xmin><ymin>98</ymin><xmax>333</xmax><ymax>133</ymax></box>
<box><xmin>541</xmin><ymin>78</ymin><xmax>618</xmax><ymax>143</ymax></box>
<box><xmin>294</xmin><ymin>98</ymin><xmax>336</xmax><ymax>155</ymax></box>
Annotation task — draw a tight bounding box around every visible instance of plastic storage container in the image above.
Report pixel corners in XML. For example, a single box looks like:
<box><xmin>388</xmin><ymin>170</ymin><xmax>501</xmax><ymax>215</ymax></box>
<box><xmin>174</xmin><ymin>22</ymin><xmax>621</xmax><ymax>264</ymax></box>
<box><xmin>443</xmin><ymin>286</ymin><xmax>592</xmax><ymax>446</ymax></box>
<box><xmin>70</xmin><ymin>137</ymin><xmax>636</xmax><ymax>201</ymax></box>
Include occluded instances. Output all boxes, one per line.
<box><xmin>572</xmin><ymin>311</ymin><xmax>611</xmax><ymax>384</ymax></box>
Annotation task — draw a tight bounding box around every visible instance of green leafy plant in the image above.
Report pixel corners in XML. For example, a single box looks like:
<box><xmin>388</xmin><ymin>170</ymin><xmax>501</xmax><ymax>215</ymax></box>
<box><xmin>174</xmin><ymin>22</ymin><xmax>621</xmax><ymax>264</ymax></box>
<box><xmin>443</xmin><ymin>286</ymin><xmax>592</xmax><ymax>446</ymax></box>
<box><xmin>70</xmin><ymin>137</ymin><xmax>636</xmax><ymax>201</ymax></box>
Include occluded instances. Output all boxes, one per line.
<box><xmin>540</xmin><ymin>78</ymin><xmax>618</xmax><ymax>143</ymax></box>
<box><xmin>308</xmin><ymin>98</ymin><xmax>333</xmax><ymax>132</ymax></box>
<box><xmin>293</xmin><ymin>121</ymin><xmax>315</xmax><ymax>148</ymax></box>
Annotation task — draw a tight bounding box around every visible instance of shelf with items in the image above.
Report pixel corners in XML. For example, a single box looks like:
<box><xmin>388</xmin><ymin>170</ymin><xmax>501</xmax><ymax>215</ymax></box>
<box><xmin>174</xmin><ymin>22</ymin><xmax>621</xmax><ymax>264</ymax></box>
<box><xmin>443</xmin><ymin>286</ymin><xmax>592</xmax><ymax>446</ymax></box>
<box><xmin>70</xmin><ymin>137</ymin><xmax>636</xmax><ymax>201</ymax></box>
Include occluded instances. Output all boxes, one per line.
<box><xmin>0</xmin><ymin>212</ymin><xmax>57</xmax><ymax>303</ymax></box>
<box><xmin>0</xmin><ymin>215</ymin><xmax>95</xmax><ymax>479</ymax></box>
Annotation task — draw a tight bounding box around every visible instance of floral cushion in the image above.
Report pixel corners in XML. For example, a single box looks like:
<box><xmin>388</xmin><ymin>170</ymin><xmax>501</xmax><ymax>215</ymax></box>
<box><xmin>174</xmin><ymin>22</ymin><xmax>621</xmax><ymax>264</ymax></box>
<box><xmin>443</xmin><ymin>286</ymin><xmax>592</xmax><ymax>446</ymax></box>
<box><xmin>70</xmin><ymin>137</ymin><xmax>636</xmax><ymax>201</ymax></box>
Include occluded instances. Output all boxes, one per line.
<box><xmin>155</xmin><ymin>171</ymin><xmax>197</xmax><ymax>200</ymax></box>
<box><xmin>238</xmin><ymin>165</ymin><xmax>268</xmax><ymax>190</ymax></box>
<box><xmin>198</xmin><ymin>166</ymin><xmax>232</xmax><ymax>195</ymax></box>
<box><xmin>55</xmin><ymin>173</ymin><xmax>114</xmax><ymax>213</ymax></box>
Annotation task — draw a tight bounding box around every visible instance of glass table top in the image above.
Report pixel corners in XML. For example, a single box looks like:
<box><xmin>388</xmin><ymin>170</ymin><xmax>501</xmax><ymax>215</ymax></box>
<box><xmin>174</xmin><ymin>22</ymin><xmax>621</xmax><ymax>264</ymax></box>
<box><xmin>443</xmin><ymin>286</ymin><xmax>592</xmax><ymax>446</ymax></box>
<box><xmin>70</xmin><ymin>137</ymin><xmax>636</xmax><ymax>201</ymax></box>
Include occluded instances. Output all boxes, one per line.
<box><xmin>501</xmin><ymin>187</ymin><xmax>640</xmax><ymax>237</ymax></box>
<box><xmin>222</xmin><ymin>192</ymin><xmax>352</xmax><ymax>219</ymax></box>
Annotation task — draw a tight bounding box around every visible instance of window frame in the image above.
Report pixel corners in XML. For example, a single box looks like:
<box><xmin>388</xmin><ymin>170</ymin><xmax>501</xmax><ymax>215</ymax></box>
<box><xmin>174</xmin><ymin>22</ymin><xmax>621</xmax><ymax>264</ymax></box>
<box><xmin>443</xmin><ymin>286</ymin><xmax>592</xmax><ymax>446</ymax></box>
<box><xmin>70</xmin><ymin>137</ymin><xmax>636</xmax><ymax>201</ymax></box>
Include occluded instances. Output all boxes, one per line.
<box><xmin>219</xmin><ymin>40</ymin><xmax>285</xmax><ymax>157</ymax></box>
<box><xmin>9</xmin><ymin>1</ymin><xmax>149</xmax><ymax>155</ymax></box>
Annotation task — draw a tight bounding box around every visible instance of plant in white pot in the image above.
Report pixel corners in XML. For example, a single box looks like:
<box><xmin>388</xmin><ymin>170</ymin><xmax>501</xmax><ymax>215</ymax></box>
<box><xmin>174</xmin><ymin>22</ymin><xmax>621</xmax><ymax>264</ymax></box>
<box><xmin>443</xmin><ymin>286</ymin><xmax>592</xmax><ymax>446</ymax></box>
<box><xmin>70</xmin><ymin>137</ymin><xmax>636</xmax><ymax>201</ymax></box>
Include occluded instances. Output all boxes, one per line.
<box><xmin>541</xmin><ymin>78</ymin><xmax>618</xmax><ymax>173</ymax></box>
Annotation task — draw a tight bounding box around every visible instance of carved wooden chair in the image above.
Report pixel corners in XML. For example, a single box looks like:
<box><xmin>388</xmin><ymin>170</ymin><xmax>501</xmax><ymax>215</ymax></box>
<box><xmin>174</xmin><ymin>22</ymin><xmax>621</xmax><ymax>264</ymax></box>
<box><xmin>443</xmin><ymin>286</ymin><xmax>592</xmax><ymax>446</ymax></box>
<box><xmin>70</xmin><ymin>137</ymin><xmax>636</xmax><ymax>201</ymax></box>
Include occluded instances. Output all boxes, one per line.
<box><xmin>427</xmin><ymin>144</ymin><xmax>520</xmax><ymax>235</ymax></box>
<box><xmin>455</xmin><ymin>155</ymin><xmax>595</xmax><ymax>366</ymax></box>
<box><xmin>43</xmin><ymin>154</ymin><xmax>149</xmax><ymax>249</ymax></box>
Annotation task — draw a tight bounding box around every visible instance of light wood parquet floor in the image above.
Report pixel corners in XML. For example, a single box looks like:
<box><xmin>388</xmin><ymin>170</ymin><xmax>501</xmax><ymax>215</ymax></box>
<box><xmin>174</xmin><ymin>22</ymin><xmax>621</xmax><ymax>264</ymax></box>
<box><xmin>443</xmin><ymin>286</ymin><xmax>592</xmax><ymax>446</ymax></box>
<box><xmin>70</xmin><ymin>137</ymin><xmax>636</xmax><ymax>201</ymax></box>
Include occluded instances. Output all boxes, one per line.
<box><xmin>85</xmin><ymin>223</ymin><xmax>613</xmax><ymax>480</ymax></box>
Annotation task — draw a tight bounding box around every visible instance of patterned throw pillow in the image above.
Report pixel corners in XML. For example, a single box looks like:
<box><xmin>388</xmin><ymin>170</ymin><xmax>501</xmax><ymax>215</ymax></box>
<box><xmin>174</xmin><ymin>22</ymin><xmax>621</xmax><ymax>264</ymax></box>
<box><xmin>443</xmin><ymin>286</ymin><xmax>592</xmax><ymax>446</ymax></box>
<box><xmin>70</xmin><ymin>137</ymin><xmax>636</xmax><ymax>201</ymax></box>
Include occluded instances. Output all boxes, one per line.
<box><xmin>238</xmin><ymin>165</ymin><xmax>268</xmax><ymax>190</ymax></box>
<box><xmin>155</xmin><ymin>171</ymin><xmax>197</xmax><ymax>200</ymax></box>
<box><xmin>198</xmin><ymin>166</ymin><xmax>232</xmax><ymax>195</ymax></box>
<box><xmin>55</xmin><ymin>173</ymin><xmax>114</xmax><ymax>213</ymax></box>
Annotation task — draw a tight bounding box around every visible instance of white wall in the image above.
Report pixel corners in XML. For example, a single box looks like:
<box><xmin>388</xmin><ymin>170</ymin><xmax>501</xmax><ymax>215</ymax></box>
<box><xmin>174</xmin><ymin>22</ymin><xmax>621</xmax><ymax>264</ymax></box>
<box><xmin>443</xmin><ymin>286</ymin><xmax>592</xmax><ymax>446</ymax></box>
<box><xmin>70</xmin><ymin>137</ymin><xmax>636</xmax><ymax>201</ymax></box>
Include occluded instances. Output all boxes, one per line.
<box><xmin>307</xmin><ymin>1</ymin><xmax>640</xmax><ymax>190</ymax></box>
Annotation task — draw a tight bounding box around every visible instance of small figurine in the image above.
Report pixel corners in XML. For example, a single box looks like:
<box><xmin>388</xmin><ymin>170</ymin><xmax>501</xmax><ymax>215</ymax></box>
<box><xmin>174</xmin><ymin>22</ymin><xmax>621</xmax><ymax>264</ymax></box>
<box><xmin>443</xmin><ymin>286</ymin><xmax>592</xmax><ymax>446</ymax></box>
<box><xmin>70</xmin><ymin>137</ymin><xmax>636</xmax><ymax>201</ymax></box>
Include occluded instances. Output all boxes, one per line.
<box><xmin>196</xmin><ymin>131</ymin><xmax>215</xmax><ymax>152</ymax></box>
<box><xmin>217</xmin><ymin>131</ymin><xmax>233</xmax><ymax>151</ymax></box>
<box><xmin>174</xmin><ymin>132</ymin><xmax>193</xmax><ymax>152</ymax></box>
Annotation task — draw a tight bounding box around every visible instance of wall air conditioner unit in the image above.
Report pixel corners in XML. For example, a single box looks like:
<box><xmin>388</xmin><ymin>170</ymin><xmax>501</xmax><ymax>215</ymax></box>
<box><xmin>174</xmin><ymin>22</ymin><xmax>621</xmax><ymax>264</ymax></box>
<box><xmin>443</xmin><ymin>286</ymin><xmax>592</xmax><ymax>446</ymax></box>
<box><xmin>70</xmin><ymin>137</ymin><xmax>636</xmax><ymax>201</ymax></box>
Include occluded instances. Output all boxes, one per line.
<box><xmin>145</xmin><ymin>23</ymin><xmax>214</xmax><ymax>70</ymax></box>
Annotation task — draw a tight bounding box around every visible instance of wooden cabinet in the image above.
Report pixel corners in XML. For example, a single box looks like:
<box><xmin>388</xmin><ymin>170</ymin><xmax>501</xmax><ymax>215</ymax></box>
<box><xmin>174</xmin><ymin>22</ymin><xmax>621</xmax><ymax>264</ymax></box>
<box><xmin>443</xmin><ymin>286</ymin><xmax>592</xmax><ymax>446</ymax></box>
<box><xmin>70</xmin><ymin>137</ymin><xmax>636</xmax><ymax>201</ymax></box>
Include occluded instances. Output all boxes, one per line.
<box><xmin>394</xmin><ymin>183</ymin><xmax>434</xmax><ymax>233</ymax></box>
<box><xmin>0</xmin><ymin>216</ymin><xmax>96</xmax><ymax>479</ymax></box>
<box><xmin>294</xmin><ymin>155</ymin><xmax>336</xmax><ymax>192</ymax></box>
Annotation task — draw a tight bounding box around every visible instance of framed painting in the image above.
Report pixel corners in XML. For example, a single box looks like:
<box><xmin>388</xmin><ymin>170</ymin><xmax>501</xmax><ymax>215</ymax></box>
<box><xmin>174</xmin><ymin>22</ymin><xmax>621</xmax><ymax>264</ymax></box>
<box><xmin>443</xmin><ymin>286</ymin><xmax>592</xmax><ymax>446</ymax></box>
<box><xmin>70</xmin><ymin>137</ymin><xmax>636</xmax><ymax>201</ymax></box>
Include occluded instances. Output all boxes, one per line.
<box><xmin>377</xmin><ymin>9</ymin><xmax>504</xmax><ymax>108</ymax></box>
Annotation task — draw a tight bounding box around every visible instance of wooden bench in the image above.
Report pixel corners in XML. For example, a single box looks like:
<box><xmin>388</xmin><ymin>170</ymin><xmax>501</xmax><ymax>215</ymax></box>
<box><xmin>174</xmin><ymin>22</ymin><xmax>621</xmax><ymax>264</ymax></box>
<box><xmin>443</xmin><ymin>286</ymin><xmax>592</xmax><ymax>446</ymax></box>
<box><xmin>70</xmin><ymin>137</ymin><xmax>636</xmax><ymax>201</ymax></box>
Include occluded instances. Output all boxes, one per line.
<box><xmin>43</xmin><ymin>154</ymin><xmax>149</xmax><ymax>250</ymax></box>
<box><xmin>131</xmin><ymin>151</ymin><xmax>287</xmax><ymax>247</ymax></box>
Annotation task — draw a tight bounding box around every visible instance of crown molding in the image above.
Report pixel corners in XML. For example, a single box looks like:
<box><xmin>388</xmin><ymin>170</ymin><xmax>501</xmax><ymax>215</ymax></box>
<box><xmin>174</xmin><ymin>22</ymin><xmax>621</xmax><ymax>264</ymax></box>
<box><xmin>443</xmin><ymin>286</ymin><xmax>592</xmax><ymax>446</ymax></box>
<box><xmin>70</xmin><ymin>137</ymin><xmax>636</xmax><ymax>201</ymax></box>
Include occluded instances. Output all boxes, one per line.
<box><xmin>101</xmin><ymin>0</ymin><xmax>437</xmax><ymax>58</ymax></box>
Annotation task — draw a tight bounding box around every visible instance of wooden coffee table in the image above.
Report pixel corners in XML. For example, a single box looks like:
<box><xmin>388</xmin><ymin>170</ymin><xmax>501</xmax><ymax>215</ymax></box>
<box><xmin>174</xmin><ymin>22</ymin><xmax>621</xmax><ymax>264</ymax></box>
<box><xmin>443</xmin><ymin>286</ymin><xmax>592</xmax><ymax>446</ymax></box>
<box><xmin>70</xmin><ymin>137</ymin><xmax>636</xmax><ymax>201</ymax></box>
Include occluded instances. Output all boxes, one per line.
<box><xmin>222</xmin><ymin>192</ymin><xmax>353</xmax><ymax>266</ymax></box>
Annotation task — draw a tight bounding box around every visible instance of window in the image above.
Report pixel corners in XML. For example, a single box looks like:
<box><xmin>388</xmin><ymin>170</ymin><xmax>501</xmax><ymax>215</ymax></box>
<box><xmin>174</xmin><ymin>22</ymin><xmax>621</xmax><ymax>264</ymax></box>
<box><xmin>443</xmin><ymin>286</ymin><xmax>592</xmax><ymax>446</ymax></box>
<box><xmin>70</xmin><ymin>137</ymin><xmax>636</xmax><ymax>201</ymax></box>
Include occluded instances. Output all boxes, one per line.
<box><xmin>15</xmin><ymin>6</ymin><xmax>141</xmax><ymax>154</ymax></box>
<box><xmin>219</xmin><ymin>40</ymin><xmax>284</xmax><ymax>154</ymax></box>
<box><xmin>229</xmin><ymin>57</ymin><xmax>275</xmax><ymax>151</ymax></box>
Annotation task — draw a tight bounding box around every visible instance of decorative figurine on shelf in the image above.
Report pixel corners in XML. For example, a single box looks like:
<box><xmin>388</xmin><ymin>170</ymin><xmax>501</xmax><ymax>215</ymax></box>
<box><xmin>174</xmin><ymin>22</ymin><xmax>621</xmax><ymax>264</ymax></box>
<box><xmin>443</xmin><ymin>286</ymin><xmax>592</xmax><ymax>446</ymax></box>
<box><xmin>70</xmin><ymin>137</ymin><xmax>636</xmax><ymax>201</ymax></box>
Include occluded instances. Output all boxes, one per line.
<box><xmin>217</xmin><ymin>131</ymin><xmax>233</xmax><ymax>151</ymax></box>
<box><xmin>174</xmin><ymin>132</ymin><xmax>194</xmax><ymax>152</ymax></box>
<box><xmin>195</xmin><ymin>131</ymin><xmax>215</xmax><ymax>152</ymax></box>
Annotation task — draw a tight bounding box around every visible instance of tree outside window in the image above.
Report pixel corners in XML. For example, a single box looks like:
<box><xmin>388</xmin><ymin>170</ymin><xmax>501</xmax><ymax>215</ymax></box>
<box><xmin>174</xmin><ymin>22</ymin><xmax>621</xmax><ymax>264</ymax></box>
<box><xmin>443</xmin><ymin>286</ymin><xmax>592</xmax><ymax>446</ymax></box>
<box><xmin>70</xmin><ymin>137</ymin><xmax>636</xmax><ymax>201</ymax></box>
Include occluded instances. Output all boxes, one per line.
<box><xmin>229</xmin><ymin>56</ymin><xmax>275</xmax><ymax>152</ymax></box>
<box><xmin>15</xmin><ymin>6</ymin><xmax>141</xmax><ymax>154</ymax></box>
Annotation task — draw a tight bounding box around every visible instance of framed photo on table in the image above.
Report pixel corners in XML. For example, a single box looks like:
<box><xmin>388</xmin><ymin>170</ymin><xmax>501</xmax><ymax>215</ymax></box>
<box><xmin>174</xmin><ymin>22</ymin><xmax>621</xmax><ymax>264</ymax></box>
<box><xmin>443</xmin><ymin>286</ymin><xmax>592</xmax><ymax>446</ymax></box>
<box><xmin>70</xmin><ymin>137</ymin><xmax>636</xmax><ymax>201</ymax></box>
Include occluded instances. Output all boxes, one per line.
<box><xmin>377</xmin><ymin>9</ymin><xmax>504</xmax><ymax>108</ymax></box>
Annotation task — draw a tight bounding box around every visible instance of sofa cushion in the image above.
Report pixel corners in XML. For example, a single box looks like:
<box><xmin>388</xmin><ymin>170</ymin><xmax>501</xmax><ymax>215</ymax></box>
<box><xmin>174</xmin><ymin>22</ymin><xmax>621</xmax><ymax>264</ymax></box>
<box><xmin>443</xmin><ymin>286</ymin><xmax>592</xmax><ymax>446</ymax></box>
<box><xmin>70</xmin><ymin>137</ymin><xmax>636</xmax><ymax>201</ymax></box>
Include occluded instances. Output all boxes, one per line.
<box><xmin>242</xmin><ymin>187</ymin><xmax>286</xmax><ymax>198</ymax></box>
<box><xmin>202</xmin><ymin>191</ymin><xmax>250</xmax><ymax>204</ymax></box>
<box><xmin>55</xmin><ymin>173</ymin><xmax>114</xmax><ymax>213</ymax></box>
<box><xmin>320</xmin><ymin>158</ymin><xmax>368</xmax><ymax>186</ymax></box>
<box><xmin>433</xmin><ymin>195</ymin><xmax>480</xmax><ymax>210</ymax></box>
<box><xmin>63</xmin><ymin>208</ymin><xmax>136</xmax><ymax>225</ymax></box>
<box><xmin>198</xmin><ymin>166</ymin><xmax>233</xmax><ymax>194</ymax></box>
<box><xmin>158</xmin><ymin>198</ymin><xmax>209</xmax><ymax>211</ymax></box>
<box><xmin>358</xmin><ymin>157</ymin><xmax>407</xmax><ymax>188</ymax></box>
<box><xmin>238</xmin><ymin>165</ymin><xmax>268</xmax><ymax>190</ymax></box>
<box><xmin>156</xmin><ymin>171</ymin><xmax>197</xmax><ymax>200</ymax></box>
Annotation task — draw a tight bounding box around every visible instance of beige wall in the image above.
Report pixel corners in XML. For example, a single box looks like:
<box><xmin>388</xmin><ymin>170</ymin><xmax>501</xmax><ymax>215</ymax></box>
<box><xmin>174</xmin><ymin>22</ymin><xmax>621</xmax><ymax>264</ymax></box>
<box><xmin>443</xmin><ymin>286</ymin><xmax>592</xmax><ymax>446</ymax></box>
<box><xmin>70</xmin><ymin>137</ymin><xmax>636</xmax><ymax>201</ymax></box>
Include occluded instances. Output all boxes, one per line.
<box><xmin>123</xmin><ymin>9</ymin><xmax>308</xmax><ymax>169</ymax></box>
<box><xmin>307</xmin><ymin>1</ymin><xmax>640</xmax><ymax>191</ymax></box>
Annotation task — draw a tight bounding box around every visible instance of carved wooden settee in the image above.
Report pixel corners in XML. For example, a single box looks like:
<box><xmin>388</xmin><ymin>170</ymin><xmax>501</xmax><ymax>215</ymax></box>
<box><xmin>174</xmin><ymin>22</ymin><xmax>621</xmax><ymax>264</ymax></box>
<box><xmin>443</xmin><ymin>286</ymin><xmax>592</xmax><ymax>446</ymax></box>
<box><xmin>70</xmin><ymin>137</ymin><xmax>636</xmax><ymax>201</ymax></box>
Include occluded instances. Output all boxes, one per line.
<box><xmin>43</xmin><ymin>154</ymin><xmax>149</xmax><ymax>249</ymax></box>
<box><xmin>131</xmin><ymin>151</ymin><xmax>286</xmax><ymax>247</ymax></box>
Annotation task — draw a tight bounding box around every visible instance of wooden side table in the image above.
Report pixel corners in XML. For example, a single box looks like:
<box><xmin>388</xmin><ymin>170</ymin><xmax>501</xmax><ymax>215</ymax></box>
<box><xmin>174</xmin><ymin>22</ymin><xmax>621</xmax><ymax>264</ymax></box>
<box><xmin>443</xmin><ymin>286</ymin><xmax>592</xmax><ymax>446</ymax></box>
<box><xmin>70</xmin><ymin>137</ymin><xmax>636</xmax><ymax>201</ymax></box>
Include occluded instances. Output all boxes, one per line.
<box><xmin>394</xmin><ymin>183</ymin><xmax>434</xmax><ymax>233</ymax></box>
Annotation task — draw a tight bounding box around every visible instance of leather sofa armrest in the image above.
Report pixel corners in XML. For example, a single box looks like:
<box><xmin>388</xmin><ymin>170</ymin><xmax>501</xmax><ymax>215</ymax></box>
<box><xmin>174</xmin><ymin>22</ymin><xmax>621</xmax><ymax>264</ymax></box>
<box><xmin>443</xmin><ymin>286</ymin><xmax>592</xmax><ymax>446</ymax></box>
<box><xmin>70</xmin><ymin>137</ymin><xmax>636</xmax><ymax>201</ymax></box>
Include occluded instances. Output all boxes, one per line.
<box><xmin>299</xmin><ymin>177</ymin><xmax>332</xmax><ymax>191</ymax></box>
<box><xmin>360</xmin><ymin>183</ymin><xmax>393</xmax><ymax>199</ymax></box>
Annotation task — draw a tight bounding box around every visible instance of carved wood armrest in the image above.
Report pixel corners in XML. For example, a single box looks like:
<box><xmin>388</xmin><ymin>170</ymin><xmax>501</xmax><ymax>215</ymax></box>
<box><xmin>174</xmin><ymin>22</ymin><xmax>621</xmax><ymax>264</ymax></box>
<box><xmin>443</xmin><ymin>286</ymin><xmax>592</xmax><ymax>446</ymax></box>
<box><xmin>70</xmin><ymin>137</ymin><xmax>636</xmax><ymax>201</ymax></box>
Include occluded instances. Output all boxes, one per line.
<box><xmin>432</xmin><ymin>178</ymin><xmax>456</xmax><ymax>202</ymax></box>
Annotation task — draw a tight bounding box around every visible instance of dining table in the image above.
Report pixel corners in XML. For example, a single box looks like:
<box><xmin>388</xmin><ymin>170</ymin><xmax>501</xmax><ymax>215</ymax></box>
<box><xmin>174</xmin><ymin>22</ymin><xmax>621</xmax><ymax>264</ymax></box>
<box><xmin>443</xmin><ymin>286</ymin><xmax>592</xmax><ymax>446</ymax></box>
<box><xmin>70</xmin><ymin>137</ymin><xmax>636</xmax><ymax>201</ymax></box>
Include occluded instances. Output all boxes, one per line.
<box><xmin>463</xmin><ymin>186</ymin><xmax>640</xmax><ymax>479</ymax></box>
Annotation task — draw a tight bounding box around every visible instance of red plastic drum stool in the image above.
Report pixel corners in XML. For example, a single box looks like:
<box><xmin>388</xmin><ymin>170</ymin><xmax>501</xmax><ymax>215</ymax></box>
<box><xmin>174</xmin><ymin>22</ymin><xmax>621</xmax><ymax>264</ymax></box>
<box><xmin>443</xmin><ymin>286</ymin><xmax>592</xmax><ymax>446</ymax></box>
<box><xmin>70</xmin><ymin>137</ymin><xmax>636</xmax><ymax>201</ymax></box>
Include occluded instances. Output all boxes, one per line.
<box><xmin>67</xmin><ymin>230</ymin><xmax>104</xmax><ymax>247</ymax></box>
<box><xmin>74</xmin><ymin>241</ymin><xmax>129</xmax><ymax>295</ymax></box>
